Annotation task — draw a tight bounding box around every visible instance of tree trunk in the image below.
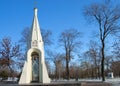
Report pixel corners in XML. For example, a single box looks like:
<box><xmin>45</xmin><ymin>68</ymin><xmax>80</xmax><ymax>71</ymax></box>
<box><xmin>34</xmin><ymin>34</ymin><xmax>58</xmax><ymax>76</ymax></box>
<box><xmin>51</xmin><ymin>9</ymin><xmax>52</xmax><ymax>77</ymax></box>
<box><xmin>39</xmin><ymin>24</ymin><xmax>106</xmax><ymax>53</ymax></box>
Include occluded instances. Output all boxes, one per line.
<box><xmin>97</xmin><ymin>67</ymin><xmax>100</xmax><ymax>79</ymax></box>
<box><xmin>101</xmin><ymin>41</ymin><xmax>105</xmax><ymax>81</ymax></box>
<box><xmin>66</xmin><ymin>59</ymin><xmax>70</xmax><ymax>80</ymax></box>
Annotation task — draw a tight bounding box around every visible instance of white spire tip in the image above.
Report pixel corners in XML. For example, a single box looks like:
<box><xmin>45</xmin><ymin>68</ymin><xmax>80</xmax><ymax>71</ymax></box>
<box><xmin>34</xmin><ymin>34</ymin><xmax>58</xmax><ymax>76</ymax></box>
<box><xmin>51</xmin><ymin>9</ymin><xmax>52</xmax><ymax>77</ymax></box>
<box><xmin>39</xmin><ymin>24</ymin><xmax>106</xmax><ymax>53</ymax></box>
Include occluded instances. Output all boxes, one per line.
<box><xmin>34</xmin><ymin>8</ymin><xmax>38</xmax><ymax>15</ymax></box>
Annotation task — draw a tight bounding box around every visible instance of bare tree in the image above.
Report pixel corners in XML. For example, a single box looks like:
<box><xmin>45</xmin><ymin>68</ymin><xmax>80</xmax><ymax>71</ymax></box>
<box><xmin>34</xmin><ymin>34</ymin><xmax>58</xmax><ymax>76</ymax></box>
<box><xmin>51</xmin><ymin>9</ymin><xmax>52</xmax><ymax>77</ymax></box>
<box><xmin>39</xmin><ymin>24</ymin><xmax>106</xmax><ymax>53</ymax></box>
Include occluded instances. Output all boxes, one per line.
<box><xmin>0</xmin><ymin>37</ymin><xmax>22</xmax><ymax>79</ymax></box>
<box><xmin>44</xmin><ymin>50</ymin><xmax>66</xmax><ymax>80</ymax></box>
<box><xmin>80</xmin><ymin>61</ymin><xmax>92</xmax><ymax>78</ymax></box>
<box><xmin>84</xmin><ymin>40</ymin><xmax>101</xmax><ymax>79</ymax></box>
<box><xmin>41</xmin><ymin>29</ymin><xmax>52</xmax><ymax>46</ymax></box>
<box><xmin>19</xmin><ymin>27</ymin><xmax>30</xmax><ymax>51</ymax></box>
<box><xmin>59</xmin><ymin>28</ymin><xmax>81</xmax><ymax>80</ymax></box>
<box><xmin>84</xmin><ymin>1</ymin><xmax>120</xmax><ymax>81</ymax></box>
<box><xmin>69</xmin><ymin>62</ymin><xmax>79</xmax><ymax>80</ymax></box>
<box><xmin>105</xmin><ymin>55</ymin><xmax>113</xmax><ymax>74</ymax></box>
<box><xmin>52</xmin><ymin>53</ymin><xmax>64</xmax><ymax>80</ymax></box>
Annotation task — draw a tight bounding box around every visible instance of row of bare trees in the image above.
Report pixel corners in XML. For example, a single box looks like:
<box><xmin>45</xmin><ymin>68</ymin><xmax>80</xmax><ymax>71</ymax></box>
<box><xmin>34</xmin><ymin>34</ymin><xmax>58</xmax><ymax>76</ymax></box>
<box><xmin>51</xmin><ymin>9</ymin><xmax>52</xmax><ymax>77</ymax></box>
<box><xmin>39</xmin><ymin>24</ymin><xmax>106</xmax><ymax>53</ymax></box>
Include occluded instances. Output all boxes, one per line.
<box><xmin>47</xmin><ymin>39</ymin><xmax>120</xmax><ymax>80</ymax></box>
<box><xmin>0</xmin><ymin>32</ymin><xmax>119</xmax><ymax>81</ymax></box>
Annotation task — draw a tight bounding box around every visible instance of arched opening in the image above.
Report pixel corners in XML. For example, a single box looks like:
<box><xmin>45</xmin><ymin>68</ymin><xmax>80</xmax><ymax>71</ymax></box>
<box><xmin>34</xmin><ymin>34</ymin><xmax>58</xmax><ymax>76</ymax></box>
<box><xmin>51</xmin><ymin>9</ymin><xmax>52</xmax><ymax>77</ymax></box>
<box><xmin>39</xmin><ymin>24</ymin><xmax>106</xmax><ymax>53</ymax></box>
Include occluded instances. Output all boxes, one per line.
<box><xmin>31</xmin><ymin>52</ymin><xmax>39</xmax><ymax>82</ymax></box>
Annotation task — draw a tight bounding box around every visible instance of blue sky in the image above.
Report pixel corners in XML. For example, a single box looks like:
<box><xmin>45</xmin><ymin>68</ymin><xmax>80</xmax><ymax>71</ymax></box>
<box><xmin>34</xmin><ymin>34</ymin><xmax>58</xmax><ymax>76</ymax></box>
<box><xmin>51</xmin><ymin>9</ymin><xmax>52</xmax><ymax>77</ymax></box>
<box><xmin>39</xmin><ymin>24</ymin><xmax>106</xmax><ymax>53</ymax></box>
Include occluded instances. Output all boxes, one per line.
<box><xmin>0</xmin><ymin>0</ymin><xmax>119</xmax><ymax>53</ymax></box>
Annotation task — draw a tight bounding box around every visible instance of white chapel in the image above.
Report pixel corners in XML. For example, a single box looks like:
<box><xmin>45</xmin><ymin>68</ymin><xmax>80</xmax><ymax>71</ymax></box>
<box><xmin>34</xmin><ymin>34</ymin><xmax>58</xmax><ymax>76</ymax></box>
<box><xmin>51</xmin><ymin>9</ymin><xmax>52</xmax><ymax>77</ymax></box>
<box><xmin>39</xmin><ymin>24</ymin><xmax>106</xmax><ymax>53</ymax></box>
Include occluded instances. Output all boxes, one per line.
<box><xmin>19</xmin><ymin>8</ymin><xmax>51</xmax><ymax>84</ymax></box>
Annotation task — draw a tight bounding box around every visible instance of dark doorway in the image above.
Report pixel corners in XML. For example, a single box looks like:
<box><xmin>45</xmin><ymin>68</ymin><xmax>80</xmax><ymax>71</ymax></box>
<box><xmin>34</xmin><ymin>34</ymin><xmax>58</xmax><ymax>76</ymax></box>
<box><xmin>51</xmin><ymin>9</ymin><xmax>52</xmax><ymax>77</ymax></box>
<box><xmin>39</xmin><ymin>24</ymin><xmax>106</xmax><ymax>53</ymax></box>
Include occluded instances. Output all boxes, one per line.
<box><xmin>31</xmin><ymin>52</ymin><xmax>39</xmax><ymax>82</ymax></box>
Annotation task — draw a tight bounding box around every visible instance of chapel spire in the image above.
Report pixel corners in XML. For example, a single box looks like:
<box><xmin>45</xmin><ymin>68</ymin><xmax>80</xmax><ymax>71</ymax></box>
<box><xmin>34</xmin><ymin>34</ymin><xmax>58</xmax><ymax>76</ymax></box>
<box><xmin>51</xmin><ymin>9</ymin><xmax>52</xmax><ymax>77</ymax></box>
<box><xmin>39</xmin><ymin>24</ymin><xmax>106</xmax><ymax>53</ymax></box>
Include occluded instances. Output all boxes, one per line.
<box><xmin>31</xmin><ymin>8</ymin><xmax>43</xmax><ymax>48</ymax></box>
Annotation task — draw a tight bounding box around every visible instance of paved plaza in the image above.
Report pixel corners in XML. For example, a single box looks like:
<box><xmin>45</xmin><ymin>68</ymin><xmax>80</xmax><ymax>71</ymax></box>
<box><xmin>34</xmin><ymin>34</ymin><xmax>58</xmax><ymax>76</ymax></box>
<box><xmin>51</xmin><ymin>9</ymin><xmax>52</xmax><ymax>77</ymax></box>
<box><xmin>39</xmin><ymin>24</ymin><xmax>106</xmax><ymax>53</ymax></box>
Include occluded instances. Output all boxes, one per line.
<box><xmin>0</xmin><ymin>78</ymin><xmax>120</xmax><ymax>86</ymax></box>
